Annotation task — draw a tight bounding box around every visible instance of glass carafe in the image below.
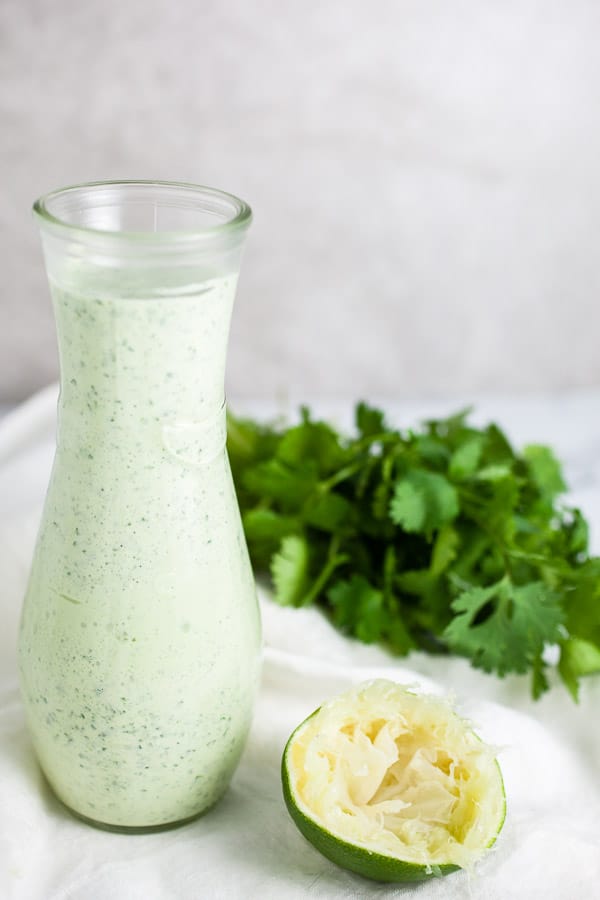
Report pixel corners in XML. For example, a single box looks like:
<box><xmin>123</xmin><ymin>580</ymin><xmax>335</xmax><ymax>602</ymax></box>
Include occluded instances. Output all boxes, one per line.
<box><xmin>19</xmin><ymin>181</ymin><xmax>261</xmax><ymax>831</ymax></box>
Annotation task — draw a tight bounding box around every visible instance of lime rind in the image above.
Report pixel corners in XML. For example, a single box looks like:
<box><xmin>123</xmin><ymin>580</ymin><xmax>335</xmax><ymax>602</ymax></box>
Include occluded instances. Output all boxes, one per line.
<box><xmin>282</xmin><ymin>757</ymin><xmax>460</xmax><ymax>882</ymax></box>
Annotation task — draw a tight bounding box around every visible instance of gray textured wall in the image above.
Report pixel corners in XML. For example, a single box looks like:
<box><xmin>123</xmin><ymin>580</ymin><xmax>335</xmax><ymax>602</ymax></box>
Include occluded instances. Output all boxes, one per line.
<box><xmin>2</xmin><ymin>1</ymin><xmax>600</xmax><ymax>403</ymax></box>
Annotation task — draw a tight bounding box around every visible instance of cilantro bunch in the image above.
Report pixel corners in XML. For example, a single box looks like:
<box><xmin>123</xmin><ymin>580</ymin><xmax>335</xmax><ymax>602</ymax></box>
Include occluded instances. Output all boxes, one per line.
<box><xmin>227</xmin><ymin>404</ymin><xmax>600</xmax><ymax>699</ymax></box>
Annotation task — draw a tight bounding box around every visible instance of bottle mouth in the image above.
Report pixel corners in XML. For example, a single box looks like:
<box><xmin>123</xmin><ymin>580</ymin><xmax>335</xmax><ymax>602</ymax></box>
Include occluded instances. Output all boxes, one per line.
<box><xmin>33</xmin><ymin>180</ymin><xmax>252</xmax><ymax>246</ymax></box>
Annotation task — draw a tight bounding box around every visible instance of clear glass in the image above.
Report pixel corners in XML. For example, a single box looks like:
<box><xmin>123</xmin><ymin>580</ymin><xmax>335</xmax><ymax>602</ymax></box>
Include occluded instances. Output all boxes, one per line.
<box><xmin>19</xmin><ymin>181</ymin><xmax>261</xmax><ymax>832</ymax></box>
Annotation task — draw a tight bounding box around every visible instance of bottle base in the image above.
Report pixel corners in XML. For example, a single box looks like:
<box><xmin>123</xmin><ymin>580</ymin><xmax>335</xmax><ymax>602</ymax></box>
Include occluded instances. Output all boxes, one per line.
<box><xmin>51</xmin><ymin>783</ymin><xmax>222</xmax><ymax>834</ymax></box>
<box><xmin>65</xmin><ymin>805</ymin><xmax>214</xmax><ymax>834</ymax></box>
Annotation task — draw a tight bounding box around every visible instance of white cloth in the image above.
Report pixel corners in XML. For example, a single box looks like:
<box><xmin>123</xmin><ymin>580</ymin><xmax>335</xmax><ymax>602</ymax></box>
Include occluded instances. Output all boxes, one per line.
<box><xmin>1</xmin><ymin>386</ymin><xmax>600</xmax><ymax>900</ymax></box>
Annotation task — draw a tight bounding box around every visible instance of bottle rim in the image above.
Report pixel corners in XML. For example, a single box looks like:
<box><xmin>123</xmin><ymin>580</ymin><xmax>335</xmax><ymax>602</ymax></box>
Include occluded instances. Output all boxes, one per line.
<box><xmin>33</xmin><ymin>180</ymin><xmax>252</xmax><ymax>248</ymax></box>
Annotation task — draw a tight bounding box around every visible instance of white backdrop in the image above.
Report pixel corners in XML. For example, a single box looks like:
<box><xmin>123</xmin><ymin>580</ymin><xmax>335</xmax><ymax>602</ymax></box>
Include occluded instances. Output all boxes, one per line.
<box><xmin>1</xmin><ymin>0</ymin><xmax>600</xmax><ymax>402</ymax></box>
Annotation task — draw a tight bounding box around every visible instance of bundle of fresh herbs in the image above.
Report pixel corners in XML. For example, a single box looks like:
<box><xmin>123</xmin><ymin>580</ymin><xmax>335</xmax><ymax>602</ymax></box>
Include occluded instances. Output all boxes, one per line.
<box><xmin>227</xmin><ymin>404</ymin><xmax>600</xmax><ymax>699</ymax></box>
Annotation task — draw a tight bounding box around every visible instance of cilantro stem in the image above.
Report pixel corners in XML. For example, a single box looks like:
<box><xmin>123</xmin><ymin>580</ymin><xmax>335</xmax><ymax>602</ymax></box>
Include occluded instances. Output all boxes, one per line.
<box><xmin>352</xmin><ymin>432</ymin><xmax>401</xmax><ymax>451</ymax></box>
<box><xmin>320</xmin><ymin>463</ymin><xmax>364</xmax><ymax>492</ymax></box>
<box><xmin>302</xmin><ymin>541</ymin><xmax>348</xmax><ymax>606</ymax></box>
<box><xmin>506</xmin><ymin>548</ymin><xmax>557</xmax><ymax>565</ymax></box>
<box><xmin>459</xmin><ymin>503</ymin><xmax>514</xmax><ymax>579</ymax></box>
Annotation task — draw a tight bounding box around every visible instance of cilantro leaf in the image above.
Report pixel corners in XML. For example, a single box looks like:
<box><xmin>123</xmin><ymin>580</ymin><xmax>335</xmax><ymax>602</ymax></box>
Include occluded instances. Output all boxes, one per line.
<box><xmin>271</xmin><ymin>535</ymin><xmax>310</xmax><ymax>606</ymax></box>
<box><xmin>355</xmin><ymin>402</ymin><xmax>387</xmax><ymax>438</ymax></box>
<box><xmin>243</xmin><ymin>459</ymin><xmax>318</xmax><ymax>509</ymax></box>
<box><xmin>328</xmin><ymin>575</ymin><xmax>414</xmax><ymax>651</ymax></box>
<box><xmin>303</xmin><ymin>493</ymin><xmax>354</xmax><ymax>533</ymax></box>
<box><xmin>523</xmin><ymin>444</ymin><xmax>566</xmax><ymax>499</ymax></box>
<box><xmin>559</xmin><ymin>637</ymin><xmax>600</xmax><ymax>701</ymax></box>
<box><xmin>328</xmin><ymin>576</ymin><xmax>385</xmax><ymax>643</ymax></box>
<box><xmin>444</xmin><ymin>579</ymin><xmax>564</xmax><ymax>676</ymax></box>
<box><xmin>448</xmin><ymin>436</ymin><xmax>484</xmax><ymax>480</ymax></box>
<box><xmin>242</xmin><ymin>508</ymin><xmax>298</xmax><ymax>542</ymax></box>
<box><xmin>390</xmin><ymin>469</ymin><xmax>459</xmax><ymax>535</ymax></box>
<box><xmin>277</xmin><ymin>413</ymin><xmax>347</xmax><ymax>475</ymax></box>
<box><xmin>242</xmin><ymin>508</ymin><xmax>299</xmax><ymax>568</ymax></box>
<box><xmin>430</xmin><ymin>525</ymin><xmax>460</xmax><ymax>576</ymax></box>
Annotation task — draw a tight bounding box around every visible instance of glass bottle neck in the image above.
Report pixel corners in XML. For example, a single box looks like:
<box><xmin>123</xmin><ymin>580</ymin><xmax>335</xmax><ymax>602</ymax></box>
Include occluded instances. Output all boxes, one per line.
<box><xmin>52</xmin><ymin>274</ymin><xmax>236</xmax><ymax>428</ymax></box>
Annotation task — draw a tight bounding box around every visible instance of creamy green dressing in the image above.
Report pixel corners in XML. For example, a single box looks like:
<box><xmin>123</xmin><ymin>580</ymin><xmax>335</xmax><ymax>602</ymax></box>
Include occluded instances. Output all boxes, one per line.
<box><xmin>19</xmin><ymin>274</ymin><xmax>261</xmax><ymax>829</ymax></box>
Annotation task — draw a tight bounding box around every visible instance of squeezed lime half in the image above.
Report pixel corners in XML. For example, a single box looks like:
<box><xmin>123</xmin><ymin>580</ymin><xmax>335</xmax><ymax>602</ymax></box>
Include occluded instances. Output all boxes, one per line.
<box><xmin>282</xmin><ymin>680</ymin><xmax>505</xmax><ymax>883</ymax></box>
